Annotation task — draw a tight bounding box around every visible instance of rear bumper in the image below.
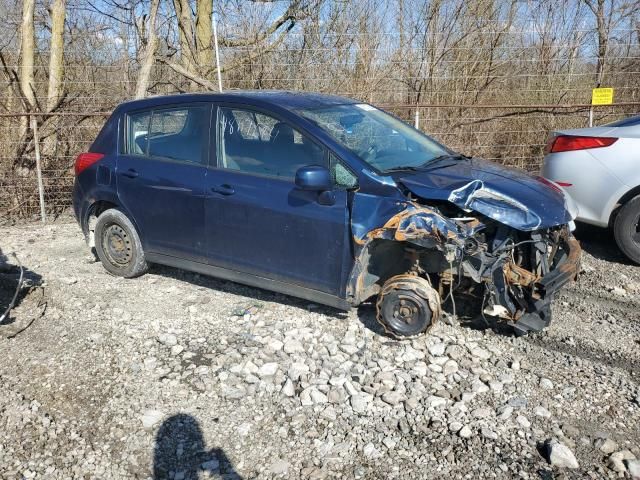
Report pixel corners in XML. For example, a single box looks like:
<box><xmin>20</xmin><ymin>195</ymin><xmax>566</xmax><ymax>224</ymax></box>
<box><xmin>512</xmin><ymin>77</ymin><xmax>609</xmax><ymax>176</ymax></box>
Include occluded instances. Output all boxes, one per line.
<box><xmin>542</xmin><ymin>152</ymin><xmax>623</xmax><ymax>228</ymax></box>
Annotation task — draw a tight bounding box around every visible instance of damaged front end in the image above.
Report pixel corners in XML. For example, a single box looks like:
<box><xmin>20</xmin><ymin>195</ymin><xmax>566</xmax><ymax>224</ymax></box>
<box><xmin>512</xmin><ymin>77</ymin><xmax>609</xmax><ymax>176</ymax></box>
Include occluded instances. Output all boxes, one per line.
<box><xmin>348</xmin><ymin>187</ymin><xmax>581</xmax><ymax>336</ymax></box>
<box><xmin>455</xmin><ymin>219</ymin><xmax>580</xmax><ymax>335</ymax></box>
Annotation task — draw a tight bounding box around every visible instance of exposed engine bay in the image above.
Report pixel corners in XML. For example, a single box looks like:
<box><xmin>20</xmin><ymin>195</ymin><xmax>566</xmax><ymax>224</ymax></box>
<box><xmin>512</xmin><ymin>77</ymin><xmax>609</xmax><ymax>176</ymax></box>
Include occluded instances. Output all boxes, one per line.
<box><xmin>347</xmin><ymin>191</ymin><xmax>581</xmax><ymax>336</ymax></box>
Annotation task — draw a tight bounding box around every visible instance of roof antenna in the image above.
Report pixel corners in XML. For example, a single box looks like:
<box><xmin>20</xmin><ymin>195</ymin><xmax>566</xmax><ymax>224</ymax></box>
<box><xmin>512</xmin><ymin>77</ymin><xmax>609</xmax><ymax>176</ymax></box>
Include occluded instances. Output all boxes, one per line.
<box><xmin>212</xmin><ymin>7</ymin><xmax>223</xmax><ymax>93</ymax></box>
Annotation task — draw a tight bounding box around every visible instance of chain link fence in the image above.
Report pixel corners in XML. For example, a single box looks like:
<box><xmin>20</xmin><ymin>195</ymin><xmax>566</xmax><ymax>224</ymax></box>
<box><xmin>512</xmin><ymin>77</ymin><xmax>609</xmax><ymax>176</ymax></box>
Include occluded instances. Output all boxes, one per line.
<box><xmin>1</xmin><ymin>0</ymin><xmax>639</xmax><ymax>222</ymax></box>
<box><xmin>1</xmin><ymin>101</ymin><xmax>638</xmax><ymax>223</ymax></box>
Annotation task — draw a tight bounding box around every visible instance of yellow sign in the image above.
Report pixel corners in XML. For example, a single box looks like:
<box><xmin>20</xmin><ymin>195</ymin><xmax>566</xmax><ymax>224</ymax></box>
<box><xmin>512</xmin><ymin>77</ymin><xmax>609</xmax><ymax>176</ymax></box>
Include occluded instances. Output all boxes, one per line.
<box><xmin>592</xmin><ymin>87</ymin><xmax>614</xmax><ymax>105</ymax></box>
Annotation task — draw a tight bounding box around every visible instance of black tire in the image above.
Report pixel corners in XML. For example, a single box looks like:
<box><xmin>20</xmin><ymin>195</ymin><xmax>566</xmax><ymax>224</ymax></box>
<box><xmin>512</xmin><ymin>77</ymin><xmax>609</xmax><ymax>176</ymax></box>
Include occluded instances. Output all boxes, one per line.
<box><xmin>94</xmin><ymin>209</ymin><xmax>149</xmax><ymax>278</ymax></box>
<box><xmin>376</xmin><ymin>274</ymin><xmax>441</xmax><ymax>339</ymax></box>
<box><xmin>613</xmin><ymin>195</ymin><xmax>640</xmax><ymax>265</ymax></box>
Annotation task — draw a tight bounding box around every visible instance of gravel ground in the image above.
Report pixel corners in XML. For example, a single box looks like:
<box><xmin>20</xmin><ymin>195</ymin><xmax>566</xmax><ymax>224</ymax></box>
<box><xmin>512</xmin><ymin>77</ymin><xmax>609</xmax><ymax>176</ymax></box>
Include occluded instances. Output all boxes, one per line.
<box><xmin>1</xmin><ymin>216</ymin><xmax>639</xmax><ymax>479</ymax></box>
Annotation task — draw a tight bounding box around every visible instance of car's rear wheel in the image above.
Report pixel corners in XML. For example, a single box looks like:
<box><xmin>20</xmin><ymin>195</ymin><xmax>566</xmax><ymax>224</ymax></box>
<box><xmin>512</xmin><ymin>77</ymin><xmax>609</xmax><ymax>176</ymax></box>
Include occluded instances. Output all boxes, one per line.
<box><xmin>613</xmin><ymin>195</ymin><xmax>640</xmax><ymax>265</ymax></box>
<box><xmin>376</xmin><ymin>274</ymin><xmax>441</xmax><ymax>338</ymax></box>
<box><xmin>95</xmin><ymin>209</ymin><xmax>149</xmax><ymax>278</ymax></box>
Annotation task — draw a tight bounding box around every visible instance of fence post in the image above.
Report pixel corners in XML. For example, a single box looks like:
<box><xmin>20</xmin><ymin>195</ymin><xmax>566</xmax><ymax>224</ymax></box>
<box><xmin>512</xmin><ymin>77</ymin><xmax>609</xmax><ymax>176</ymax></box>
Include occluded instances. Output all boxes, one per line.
<box><xmin>212</xmin><ymin>8</ymin><xmax>223</xmax><ymax>92</ymax></box>
<box><xmin>414</xmin><ymin>107</ymin><xmax>420</xmax><ymax>129</ymax></box>
<box><xmin>30</xmin><ymin>115</ymin><xmax>46</xmax><ymax>223</ymax></box>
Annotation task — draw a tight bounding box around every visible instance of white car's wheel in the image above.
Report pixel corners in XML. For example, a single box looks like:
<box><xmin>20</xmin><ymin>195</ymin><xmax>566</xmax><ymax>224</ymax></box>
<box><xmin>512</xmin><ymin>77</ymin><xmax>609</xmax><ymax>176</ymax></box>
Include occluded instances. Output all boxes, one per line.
<box><xmin>614</xmin><ymin>195</ymin><xmax>640</xmax><ymax>264</ymax></box>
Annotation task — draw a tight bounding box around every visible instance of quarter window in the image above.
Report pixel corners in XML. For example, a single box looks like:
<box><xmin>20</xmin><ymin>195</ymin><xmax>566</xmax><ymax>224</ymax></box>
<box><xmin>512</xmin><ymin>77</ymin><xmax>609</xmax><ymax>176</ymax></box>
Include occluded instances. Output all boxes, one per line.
<box><xmin>219</xmin><ymin>107</ymin><xmax>325</xmax><ymax>179</ymax></box>
<box><xmin>330</xmin><ymin>153</ymin><xmax>358</xmax><ymax>189</ymax></box>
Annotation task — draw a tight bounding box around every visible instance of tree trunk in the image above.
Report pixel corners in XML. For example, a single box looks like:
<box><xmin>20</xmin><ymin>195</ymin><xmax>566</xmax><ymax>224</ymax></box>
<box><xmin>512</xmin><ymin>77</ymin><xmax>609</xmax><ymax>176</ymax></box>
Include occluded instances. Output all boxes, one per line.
<box><xmin>173</xmin><ymin>0</ymin><xmax>197</xmax><ymax>76</ymax></box>
<box><xmin>18</xmin><ymin>0</ymin><xmax>36</xmax><ymax>159</ymax></box>
<box><xmin>44</xmin><ymin>0</ymin><xmax>66</xmax><ymax>156</ymax></box>
<box><xmin>195</xmin><ymin>0</ymin><xmax>213</xmax><ymax>71</ymax></box>
<box><xmin>19</xmin><ymin>0</ymin><xmax>36</xmax><ymax>109</ymax></box>
<box><xmin>135</xmin><ymin>0</ymin><xmax>160</xmax><ymax>99</ymax></box>
<box><xmin>46</xmin><ymin>0</ymin><xmax>66</xmax><ymax>112</ymax></box>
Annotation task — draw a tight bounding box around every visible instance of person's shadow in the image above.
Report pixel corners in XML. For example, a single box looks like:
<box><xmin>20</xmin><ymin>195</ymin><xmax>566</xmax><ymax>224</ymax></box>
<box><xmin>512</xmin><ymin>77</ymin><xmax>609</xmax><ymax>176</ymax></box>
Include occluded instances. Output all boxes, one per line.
<box><xmin>153</xmin><ymin>414</ymin><xmax>242</xmax><ymax>480</ymax></box>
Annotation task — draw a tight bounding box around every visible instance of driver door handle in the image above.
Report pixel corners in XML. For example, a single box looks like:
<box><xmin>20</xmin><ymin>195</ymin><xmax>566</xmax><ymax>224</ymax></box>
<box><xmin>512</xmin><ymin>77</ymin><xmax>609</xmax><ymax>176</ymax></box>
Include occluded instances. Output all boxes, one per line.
<box><xmin>121</xmin><ymin>169</ymin><xmax>139</xmax><ymax>179</ymax></box>
<box><xmin>211</xmin><ymin>184</ymin><xmax>235</xmax><ymax>196</ymax></box>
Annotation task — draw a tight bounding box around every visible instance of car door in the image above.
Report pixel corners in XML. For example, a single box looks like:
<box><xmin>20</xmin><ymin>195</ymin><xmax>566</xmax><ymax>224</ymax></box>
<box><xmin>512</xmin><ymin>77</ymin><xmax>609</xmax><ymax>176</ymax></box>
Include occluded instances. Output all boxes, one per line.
<box><xmin>204</xmin><ymin>105</ymin><xmax>351</xmax><ymax>296</ymax></box>
<box><xmin>117</xmin><ymin>104</ymin><xmax>211</xmax><ymax>262</ymax></box>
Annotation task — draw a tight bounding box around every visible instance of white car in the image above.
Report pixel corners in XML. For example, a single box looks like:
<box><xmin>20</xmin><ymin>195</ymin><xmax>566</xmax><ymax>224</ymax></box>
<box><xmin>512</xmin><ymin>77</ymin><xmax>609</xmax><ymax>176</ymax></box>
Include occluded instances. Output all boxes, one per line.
<box><xmin>542</xmin><ymin>114</ymin><xmax>640</xmax><ymax>264</ymax></box>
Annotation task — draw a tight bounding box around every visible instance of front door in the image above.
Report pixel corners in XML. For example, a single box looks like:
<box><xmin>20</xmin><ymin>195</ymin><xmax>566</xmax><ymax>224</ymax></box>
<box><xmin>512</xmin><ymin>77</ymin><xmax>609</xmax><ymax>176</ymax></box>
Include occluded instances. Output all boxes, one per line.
<box><xmin>117</xmin><ymin>104</ymin><xmax>211</xmax><ymax>262</ymax></box>
<box><xmin>204</xmin><ymin>105</ymin><xmax>350</xmax><ymax>296</ymax></box>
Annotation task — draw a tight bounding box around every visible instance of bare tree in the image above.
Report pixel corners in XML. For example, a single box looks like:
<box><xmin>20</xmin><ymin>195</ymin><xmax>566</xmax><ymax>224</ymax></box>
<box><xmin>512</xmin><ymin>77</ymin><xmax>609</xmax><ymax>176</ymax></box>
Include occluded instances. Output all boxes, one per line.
<box><xmin>46</xmin><ymin>0</ymin><xmax>66</xmax><ymax>112</ymax></box>
<box><xmin>18</xmin><ymin>0</ymin><xmax>36</xmax><ymax>154</ymax></box>
<box><xmin>44</xmin><ymin>0</ymin><xmax>67</xmax><ymax>154</ymax></box>
<box><xmin>195</xmin><ymin>0</ymin><xmax>213</xmax><ymax>69</ymax></box>
<box><xmin>135</xmin><ymin>0</ymin><xmax>161</xmax><ymax>98</ymax></box>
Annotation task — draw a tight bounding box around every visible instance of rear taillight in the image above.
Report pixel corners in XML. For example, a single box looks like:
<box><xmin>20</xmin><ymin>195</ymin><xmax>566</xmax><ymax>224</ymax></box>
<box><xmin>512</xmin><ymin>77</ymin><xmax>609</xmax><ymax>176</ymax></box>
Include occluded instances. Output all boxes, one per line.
<box><xmin>548</xmin><ymin>135</ymin><xmax>618</xmax><ymax>153</ymax></box>
<box><xmin>74</xmin><ymin>152</ymin><xmax>104</xmax><ymax>176</ymax></box>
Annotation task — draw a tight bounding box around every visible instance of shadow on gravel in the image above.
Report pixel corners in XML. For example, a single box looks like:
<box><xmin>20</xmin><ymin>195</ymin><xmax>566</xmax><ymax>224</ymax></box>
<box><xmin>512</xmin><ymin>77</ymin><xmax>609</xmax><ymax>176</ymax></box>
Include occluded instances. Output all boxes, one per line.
<box><xmin>153</xmin><ymin>414</ymin><xmax>242</xmax><ymax>480</ymax></box>
<box><xmin>151</xmin><ymin>265</ymin><xmax>519</xmax><ymax>340</ymax></box>
<box><xmin>528</xmin><ymin>334</ymin><xmax>640</xmax><ymax>375</ymax></box>
<box><xmin>573</xmin><ymin>222</ymin><xmax>633</xmax><ymax>265</ymax></box>
<box><xmin>152</xmin><ymin>264</ymin><xmax>350</xmax><ymax>315</ymax></box>
<box><xmin>0</xmin><ymin>246</ymin><xmax>43</xmax><ymax>328</ymax></box>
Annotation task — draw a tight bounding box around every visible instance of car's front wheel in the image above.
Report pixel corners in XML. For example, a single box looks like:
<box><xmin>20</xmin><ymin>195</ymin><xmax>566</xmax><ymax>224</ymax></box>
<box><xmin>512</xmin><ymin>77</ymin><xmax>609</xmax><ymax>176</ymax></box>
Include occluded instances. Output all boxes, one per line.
<box><xmin>94</xmin><ymin>209</ymin><xmax>149</xmax><ymax>278</ymax></box>
<box><xmin>376</xmin><ymin>274</ymin><xmax>441</xmax><ymax>338</ymax></box>
<box><xmin>614</xmin><ymin>195</ymin><xmax>640</xmax><ymax>265</ymax></box>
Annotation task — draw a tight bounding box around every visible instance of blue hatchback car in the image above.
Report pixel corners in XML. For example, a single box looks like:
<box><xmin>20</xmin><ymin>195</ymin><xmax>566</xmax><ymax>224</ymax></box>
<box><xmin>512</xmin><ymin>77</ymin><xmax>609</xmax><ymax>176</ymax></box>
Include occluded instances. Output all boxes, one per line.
<box><xmin>73</xmin><ymin>91</ymin><xmax>581</xmax><ymax>337</ymax></box>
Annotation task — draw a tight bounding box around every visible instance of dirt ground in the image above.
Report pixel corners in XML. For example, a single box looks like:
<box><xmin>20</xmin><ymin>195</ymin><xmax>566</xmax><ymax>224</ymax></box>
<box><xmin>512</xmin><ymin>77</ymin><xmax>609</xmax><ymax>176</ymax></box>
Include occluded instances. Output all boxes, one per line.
<box><xmin>1</xmin><ymin>215</ymin><xmax>639</xmax><ymax>479</ymax></box>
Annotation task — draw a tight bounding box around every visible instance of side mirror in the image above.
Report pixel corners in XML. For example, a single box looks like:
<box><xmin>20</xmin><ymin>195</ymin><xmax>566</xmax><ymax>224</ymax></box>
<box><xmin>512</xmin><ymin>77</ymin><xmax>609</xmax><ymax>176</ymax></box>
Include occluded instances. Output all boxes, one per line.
<box><xmin>295</xmin><ymin>165</ymin><xmax>332</xmax><ymax>191</ymax></box>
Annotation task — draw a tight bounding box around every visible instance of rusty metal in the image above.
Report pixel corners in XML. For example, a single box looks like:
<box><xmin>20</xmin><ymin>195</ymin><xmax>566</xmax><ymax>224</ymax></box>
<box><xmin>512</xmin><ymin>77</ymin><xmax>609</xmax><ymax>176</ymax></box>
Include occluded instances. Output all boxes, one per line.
<box><xmin>503</xmin><ymin>261</ymin><xmax>540</xmax><ymax>287</ymax></box>
<box><xmin>375</xmin><ymin>274</ymin><xmax>441</xmax><ymax>339</ymax></box>
<box><xmin>363</xmin><ymin>202</ymin><xmax>463</xmax><ymax>246</ymax></box>
<box><xmin>557</xmin><ymin>236</ymin><xmax>582</xmax><ymax>278</ymax></box>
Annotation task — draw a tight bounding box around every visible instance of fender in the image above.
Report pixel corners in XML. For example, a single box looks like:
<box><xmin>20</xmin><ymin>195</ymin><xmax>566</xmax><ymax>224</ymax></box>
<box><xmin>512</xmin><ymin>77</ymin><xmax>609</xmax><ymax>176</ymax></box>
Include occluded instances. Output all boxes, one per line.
<box><xmin>600</xmin><ymin>182</ymin><xmax>640</xmax><ymax>227</ymax></box>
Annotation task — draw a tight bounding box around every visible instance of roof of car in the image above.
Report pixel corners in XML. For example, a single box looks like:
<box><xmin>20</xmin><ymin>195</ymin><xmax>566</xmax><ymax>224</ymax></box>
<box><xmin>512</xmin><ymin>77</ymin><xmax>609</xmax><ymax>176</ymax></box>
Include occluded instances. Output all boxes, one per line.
<box><xmin>117</xmin><ymin>90</ymin><xmax>359</xmax><ymax>113</ymax></box>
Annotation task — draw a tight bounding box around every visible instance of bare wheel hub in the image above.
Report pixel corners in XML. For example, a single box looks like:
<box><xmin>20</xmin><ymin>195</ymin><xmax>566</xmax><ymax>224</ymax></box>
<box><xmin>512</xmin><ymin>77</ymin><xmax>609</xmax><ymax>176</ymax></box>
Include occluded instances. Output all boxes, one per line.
<box><xmin>395</xmin><ymin>298</ymin><xmax>419</xmax><ymax>325</ymax></box>
<box><xmin>376</xmin><ymin>274</ymin><xmax>442</xmax><ymax>338</ymax></box>
<box><xmin>103</xmin><ymin>224</ymin><xmax>132</xmax><ymax>265</ymax></box>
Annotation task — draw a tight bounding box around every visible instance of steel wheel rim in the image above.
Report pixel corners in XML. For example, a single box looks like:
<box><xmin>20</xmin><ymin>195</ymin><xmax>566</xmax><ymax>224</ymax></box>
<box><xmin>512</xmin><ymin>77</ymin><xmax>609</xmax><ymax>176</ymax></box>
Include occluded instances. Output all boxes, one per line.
<box><xmin>102</xmin><ymin>224</ymin><xmax>132</xmax><ymax>266</ymax></box>
<box><xmin>386</xmin><ymin>293</ymin><xmax>429</xmax><ymax>332</ymax></box>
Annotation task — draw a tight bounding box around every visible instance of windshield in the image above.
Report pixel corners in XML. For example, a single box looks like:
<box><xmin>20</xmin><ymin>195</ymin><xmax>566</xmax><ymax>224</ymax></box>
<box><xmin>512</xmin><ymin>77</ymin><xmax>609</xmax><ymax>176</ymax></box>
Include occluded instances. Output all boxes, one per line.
<box><xmin>298</xmin><ymin>103</ymin><xmax>451</xmax><ymax>172</ymax></box>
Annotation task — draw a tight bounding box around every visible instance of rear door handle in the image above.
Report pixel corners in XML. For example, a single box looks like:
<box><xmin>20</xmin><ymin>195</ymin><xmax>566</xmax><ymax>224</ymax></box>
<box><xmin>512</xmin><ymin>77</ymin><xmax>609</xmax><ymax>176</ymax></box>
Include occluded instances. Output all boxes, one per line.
<box><xmin>211</xmin><ymin>184</ymin><xmax>235</xmax><ymax>196</ymax></box>
<box><xmin>121</xmin><ymin>169</ymin><xmax>139</xmax><ymax>179</ymax></box>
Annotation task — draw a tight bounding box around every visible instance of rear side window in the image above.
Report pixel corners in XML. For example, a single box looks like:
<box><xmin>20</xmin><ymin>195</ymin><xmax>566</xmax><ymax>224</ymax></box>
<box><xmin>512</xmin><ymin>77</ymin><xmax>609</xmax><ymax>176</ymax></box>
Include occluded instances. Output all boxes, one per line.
<box><xmin>126</xmin><ymin>105</ymin><xmax>209</xmax><ymax>164</ymax></box>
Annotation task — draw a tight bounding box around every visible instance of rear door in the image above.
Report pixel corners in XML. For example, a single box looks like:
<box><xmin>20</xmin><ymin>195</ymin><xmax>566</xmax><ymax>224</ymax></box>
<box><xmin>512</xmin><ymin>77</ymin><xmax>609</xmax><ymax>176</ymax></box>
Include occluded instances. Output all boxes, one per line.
<box><xmin>117</xmin><ymin>104</ymin><xmax>211</xmax><ymax>262</ymax></box>
<box><xmin>204</xmin><ymin>104</ymin><xmax>352</xmax><ymax>296</ymax></box>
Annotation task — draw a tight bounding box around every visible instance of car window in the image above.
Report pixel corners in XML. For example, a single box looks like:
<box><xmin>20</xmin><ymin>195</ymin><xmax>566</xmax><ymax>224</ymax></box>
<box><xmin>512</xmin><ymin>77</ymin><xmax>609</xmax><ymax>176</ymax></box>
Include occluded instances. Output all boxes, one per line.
<box><xmin>127</xmin><ymin>111</ymin><xmax>151</xmax><ymax>155</ymax></box>
<box><xmin>147</xmin><ymin>106</ymin><xmax>209</xmax><ymax>164</ymax></box>
<box><xmin>298</xmin><ymin>104</ymin><xmax>449</xmax><ymax>173</ymax></box>
<box><xmin>218</xmin><ymin>107</ymin><xmax>325</xmax><ymax>179</ymax></box>
<box><xmin>330</xmin><ymin>153</ymin><xmax>358</xmax><ymax>189</ymax></box>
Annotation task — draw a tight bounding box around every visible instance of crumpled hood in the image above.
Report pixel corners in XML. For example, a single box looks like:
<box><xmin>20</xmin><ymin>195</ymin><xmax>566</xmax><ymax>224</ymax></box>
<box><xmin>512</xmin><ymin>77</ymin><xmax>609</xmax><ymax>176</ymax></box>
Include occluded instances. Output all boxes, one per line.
<box><xmin>394</xmin><ymin>158</ymin><xmax>572</xmax><ymax>231</ymax></box>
